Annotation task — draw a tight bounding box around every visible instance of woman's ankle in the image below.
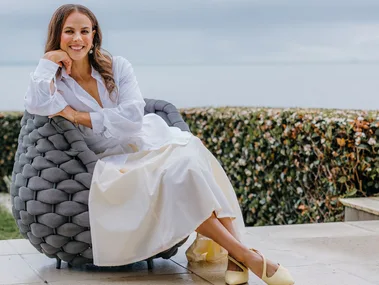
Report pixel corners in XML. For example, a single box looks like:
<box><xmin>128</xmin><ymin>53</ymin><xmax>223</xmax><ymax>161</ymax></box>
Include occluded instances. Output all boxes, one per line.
<box><xmin>232</xmin><ymin>246</ymin><xmax>252</xmax><ymax>265</ymax></box>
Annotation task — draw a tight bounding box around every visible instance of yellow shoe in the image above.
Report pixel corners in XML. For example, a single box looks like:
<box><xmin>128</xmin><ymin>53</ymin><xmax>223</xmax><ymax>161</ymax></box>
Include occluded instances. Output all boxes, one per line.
<box><xmin>250</xmin><ymin>248</ymin><xmax>295</xmax><ymax>285</ymax></box>
<box><xmin>225</xmin><ymin>255</ymin><xmax>249</xmax><ymax>285</ymax></box>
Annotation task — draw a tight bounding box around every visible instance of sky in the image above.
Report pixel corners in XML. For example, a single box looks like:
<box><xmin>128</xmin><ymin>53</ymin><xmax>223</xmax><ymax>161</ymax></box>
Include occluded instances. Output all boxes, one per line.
<box><xmin>1</xmin><ymin>0</ymin><xmax>379</xmax><ymax>65</ymax></box>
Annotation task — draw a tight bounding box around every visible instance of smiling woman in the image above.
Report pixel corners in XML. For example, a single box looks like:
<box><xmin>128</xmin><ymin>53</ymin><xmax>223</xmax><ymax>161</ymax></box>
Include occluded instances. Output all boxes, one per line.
<box><xmin>19</xmin><ymin>3</ymin><xmax>295</xmax><ymax>285</ymax></box>
<box><xmin>44</xmin><ymin>4</ymin><xmax>116</xmax><ymax>100</ymax></box>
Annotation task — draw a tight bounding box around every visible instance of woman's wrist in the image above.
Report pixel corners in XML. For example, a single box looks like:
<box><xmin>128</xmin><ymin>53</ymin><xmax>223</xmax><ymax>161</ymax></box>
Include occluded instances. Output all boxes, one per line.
<box><xmin>72</xmin><ymin>110</ymin><xmax>79</xmax><ymax>127</ymax></box>
<box><xmin>43</xmin><ymin>52</ymin><xmax>58</xmax><ymax>64</ymax></box>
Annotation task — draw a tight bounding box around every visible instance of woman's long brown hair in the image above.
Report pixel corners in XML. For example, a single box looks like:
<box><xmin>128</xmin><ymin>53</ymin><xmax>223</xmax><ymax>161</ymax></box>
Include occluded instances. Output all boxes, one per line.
<box><xmin>45</xmin><ymin>4</ymin><xmax>117</xmax><ymax>98</ymax></box>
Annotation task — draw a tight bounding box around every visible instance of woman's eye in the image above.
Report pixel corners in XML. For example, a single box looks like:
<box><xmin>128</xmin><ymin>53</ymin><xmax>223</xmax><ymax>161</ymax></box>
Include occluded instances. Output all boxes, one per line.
<box><xmin>65</xmin><ymin>30</ymin><xmax>73</xmax><ymax>34</ymax></box>
<box><xmin>82</xmin><ymin>30</ymin><xmax>89</xmax><ymax>34</ymax></box>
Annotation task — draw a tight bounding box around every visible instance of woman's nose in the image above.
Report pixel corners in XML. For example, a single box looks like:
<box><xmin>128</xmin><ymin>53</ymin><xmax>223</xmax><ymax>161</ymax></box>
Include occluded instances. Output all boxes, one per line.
<box><xmin>73</xmin><ymin>33</ymin><xmax>82</xmax><ymax>41</ymax></box>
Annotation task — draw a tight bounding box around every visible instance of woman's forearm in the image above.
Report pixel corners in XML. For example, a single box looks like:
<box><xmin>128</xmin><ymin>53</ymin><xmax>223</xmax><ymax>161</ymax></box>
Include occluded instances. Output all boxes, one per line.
<box><xmin>74</xmin><ymin>111</ymin><xmax>92</xmax><ymax>128</ymax></box>
<box><xmin>54</xmin><ymin>106</ymin><xmax>93</xmax><ymax>129</ymax></box>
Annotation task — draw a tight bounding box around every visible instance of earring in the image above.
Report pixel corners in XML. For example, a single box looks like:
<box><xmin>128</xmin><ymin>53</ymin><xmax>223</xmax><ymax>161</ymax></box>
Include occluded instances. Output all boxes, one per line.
<box><xmin>89</xmin><ymin>45</ymin><xmax>94</xmax><ymax>54</ymax></box>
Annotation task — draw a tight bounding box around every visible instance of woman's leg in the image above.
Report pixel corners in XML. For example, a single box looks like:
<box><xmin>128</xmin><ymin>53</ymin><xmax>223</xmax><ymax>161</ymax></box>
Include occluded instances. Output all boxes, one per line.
<box><xmin>218</xmin><ymin>217</ymin><xmax>244</xmax><ymax>271</ymax></box>
<box><xmin>196</xmin><ymin>213</ymin><xmax>279</xmax><ymax>278</ymax></box>
<box><xmin>218</xmin><ymin>217</ymin><xmax>240</xmax><ymax>240</ymax></box>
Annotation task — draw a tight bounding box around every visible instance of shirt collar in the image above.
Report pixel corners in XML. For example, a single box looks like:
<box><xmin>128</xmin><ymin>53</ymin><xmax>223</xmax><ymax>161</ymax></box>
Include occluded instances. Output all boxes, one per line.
<box><xmin>59</xmin><ymin>65</ymin><xmax>103</xmax><ymax>83</ymax></box>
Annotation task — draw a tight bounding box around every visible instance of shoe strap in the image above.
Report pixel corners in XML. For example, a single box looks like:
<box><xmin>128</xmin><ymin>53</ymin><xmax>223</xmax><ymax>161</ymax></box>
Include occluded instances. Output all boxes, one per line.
<box><xmin>227</xmin><ymin>255</ymin><xmax>247</xmax><ymax>272</ymax></box>
<box><xmin>250</xmin><ymin>248</ymin><xmax>267</xmax><ymax>279</ymax></box>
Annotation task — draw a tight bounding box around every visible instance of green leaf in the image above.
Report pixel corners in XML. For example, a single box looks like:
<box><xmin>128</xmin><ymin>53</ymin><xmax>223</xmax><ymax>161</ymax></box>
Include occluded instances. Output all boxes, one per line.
<box><xmin>338</xmin><ymin>176</ymin><xmax>347</xmax><ymax>183</ymax></box>
<box><xmin>346</xmin><ymin>188</ymin><xmax>357</xmax><ymax>197</ymax></box>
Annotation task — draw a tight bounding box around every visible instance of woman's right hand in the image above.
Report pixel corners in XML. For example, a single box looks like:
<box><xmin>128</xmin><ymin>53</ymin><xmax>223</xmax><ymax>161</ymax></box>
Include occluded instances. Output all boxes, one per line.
<box><xmin>43</xmin><ymin>50</ymin><xmax>72</xmax><ymax>75</ymax></box>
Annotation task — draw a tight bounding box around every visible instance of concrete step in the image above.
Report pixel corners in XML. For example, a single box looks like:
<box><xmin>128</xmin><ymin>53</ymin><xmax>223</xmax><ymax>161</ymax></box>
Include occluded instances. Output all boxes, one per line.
<box><xmin>339</xmin><ymin>197</ymin><xmax>379</xmax><ymax>222</ymax></box>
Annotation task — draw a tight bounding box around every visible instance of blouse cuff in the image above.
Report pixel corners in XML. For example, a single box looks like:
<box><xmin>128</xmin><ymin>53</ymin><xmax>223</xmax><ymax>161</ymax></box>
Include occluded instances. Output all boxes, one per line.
<box><xmin>24</xmin><ymin>90</ymin><xmax>68</xmax><ymax>116</ymax></box>
<box><xmin>90</xmin><ymin>111</ymin><xmax>106</xmax><ymax>134</ymax></box>
<box><xmin>33</xmin><ymin>58</ymin><xmax>60</xmax><ymax>81</ymax></box>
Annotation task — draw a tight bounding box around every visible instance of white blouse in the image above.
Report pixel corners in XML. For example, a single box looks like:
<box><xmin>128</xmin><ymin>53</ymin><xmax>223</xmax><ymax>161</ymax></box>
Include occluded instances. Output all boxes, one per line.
<box><xmin>24</xmin><ymin>56</ymin><xmax>192</xmax><ymax>158</ymax></box>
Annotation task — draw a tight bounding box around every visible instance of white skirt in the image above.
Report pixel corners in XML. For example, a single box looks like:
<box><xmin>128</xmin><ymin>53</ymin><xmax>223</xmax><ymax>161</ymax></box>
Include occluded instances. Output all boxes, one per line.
<box><xmin>89</xmin><ymin>135</ymin><xmax>245</xmax><ymax>266</ymax></box>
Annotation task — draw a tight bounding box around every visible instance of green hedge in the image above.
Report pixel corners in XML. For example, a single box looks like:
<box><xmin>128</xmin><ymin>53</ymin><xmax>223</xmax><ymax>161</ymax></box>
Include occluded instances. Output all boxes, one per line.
<box><xmin>1</xmin><ymin>108</ymin><xmax>379</xmax><ymax>226</ymax></box>
<box><xmin>181</xmin><ymin>107</ymin><xmax>379</xmax><ymax>226</ymax></box>
<box><xmin>0</xmin><ymin>112</ymin><xmax>22</xmax><ymax>192</ymax></box>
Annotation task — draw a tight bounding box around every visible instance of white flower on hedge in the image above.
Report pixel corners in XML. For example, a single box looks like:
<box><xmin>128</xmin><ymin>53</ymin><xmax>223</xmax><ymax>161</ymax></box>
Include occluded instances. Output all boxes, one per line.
<box><xmin>257</xmin><ymin>156</ymin><xmax>262</xmax><ymax>162</ymax></box>
<box><xmin>321</xmin><ymin>138</ymin><xmax>326</xmax><ymax>144</ymax></box>
<box><xmin>368</xmin><ymin>138</ymin><xmax>376</xmax><ymax>146</ymax></box>
<box><xmin>357</xmin><ymin>116</ymin><xmax>364</xmax><ymax>121</ymax></box>
<box><xmin>304</xmin><ymin>114</ymin><xmax>312</xmax><ymax>120</ymax></box>
<box><xmin>238</xmin><ymin>158</ymin><xmax>246</xmax><ymax>166</ymax></box>
<box><xmin>304</xmin><ymin>144</ymin><xmax>311</xmax><ymax>153</ymax></box>
<box><xmin>355</xmin><ymin>137</ymin><xmax>361</xmax><ymax>145</ymax></box>
<box><xmin>264</xmin><ymin>132</ymin><xmax>271</xmax><ymax>138</ymax></box>
<box><xmin>245</xmin><ymin>169</ymin><xmax>252</xmax><ymax>176</ymax></box>
<box><xmin>255</xmin><ymin>164</ymin><xmax>262</xmax><ymax>171</ymax></box>
<box><xmin>266</xmin><ymin>120</ymin><xmax>272</xmax><ymax>126</ymax></box>
<box><xmin>296</xmin><ymin>187</ymin><xmax>303</xmax><ymax>194</ymax></box>
<box><xmin>354</xmin><ymin>132</ymin><xmax>366</xmax><ymax>138</ymax></box>
<box><xmin>268</xmin><ymin>137</ymin><xmax>275</xmax><ymax>144</ymax></box>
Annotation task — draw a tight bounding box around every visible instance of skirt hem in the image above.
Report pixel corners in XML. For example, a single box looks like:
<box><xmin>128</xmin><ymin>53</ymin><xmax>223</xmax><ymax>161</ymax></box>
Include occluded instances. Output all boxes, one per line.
<box><xmin>93</xmin><ymin>206</ymin><xmax>235</xmax><ymax>267</ymax></box>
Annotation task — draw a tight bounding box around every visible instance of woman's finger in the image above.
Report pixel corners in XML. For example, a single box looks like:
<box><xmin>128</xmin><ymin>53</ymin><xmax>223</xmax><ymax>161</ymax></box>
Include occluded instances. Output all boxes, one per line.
<box><xmin>66</xmin><ymin>59</ymin><xmax>72</xmax><ymax>75</ymax></box>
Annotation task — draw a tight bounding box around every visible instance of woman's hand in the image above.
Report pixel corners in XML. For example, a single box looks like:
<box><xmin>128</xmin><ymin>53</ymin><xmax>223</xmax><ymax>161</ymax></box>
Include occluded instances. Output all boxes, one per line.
<box><xmin>48</xmin><ymin>105</ymin><xmax>76</xmax><ymax>122</ymax></box>
<box><xmin>48</xmin><ymin>106</ymin><xmax>92</xmax><ymax>129</ymax></box>
<box><xmin>43</xmin><ymin>50</ymin><xmax>72</xmax><ymax>75</ymax></box>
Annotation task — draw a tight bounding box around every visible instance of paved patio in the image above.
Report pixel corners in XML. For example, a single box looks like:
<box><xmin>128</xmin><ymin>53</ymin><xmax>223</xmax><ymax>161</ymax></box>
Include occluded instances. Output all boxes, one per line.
<box><xmin>0</xmin><ymin>220</ymin><xmax>378</xmax><ymax>285</ymax></box>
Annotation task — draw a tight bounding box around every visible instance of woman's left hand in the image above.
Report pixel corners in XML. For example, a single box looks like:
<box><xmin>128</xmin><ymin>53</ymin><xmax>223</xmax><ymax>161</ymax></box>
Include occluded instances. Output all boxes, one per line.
<box><xmin>48</xmin><ymin>105</ymin><xmax>76</xmax><ymax>123</ymax></box>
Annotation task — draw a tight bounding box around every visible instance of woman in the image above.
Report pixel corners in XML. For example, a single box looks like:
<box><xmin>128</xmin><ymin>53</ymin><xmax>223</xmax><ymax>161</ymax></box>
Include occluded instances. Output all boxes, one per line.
<box><xmin>24</xmin><ymin>4</ymin><xmax>294</xmax><ymax>285</ymax></box>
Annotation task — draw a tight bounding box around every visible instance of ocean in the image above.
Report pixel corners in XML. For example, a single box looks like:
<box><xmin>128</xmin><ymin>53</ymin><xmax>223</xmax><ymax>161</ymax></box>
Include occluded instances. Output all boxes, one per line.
<box><xmin>1</xmin><ymin>62</ymin><xmax>378</xmax><ymax>112</ymax></box>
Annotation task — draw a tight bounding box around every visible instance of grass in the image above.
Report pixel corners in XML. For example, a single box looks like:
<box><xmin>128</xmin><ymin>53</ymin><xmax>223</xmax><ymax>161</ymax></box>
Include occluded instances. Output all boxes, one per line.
<box><xmin>0</xmin><ymin>205</ymin><xmax>22</xmax><ymax>240</ymax></box>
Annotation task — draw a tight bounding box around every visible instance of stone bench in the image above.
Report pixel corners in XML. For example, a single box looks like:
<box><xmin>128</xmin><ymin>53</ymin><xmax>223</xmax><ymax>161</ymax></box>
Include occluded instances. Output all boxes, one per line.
<box><xmin>339</xmin><ymin>197</ymin><xmax>379</xmax><ymax>222</ymax></box>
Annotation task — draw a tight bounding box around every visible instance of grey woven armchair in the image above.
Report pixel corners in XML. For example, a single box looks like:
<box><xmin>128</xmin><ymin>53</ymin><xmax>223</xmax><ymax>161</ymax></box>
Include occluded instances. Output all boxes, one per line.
<box><xmin>10</xmin><ymin>99</ymin><xmax>190</xmax><ymax>269</ymax></box>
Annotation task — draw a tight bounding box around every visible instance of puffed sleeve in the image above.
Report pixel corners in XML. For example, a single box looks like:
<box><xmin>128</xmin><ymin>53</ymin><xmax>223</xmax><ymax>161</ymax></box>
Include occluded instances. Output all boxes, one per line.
<box><xmin>89</xmin><ymin>57</ymin><xmax>145</xmax><ymax>139</ymax></box>
<box><xmin>24</xmin><ymin>58</ymin><xmax>68</xmax><ymax>116</ymax></box>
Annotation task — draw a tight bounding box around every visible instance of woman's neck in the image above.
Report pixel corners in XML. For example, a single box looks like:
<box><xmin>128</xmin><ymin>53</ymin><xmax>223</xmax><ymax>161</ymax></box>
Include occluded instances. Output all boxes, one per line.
<box><xmin>70</xmin><ymin>57</ymin><xmax>92</xmax><ymax>81</ymax></box>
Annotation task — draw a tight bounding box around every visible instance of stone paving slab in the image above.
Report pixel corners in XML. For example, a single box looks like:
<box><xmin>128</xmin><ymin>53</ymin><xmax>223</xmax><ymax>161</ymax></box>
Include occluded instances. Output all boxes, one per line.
<box><xmin>0</xmin><ymin>221</ymin><xmax>378</xmax><ymax>285</ymax></box>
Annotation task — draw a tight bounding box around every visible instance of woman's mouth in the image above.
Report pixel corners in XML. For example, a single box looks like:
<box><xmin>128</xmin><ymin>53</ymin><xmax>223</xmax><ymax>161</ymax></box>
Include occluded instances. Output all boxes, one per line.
<box><xmin>69</xmin><ymin>45</ymin><xmax>85</xmax><ymax>52</ymax></box>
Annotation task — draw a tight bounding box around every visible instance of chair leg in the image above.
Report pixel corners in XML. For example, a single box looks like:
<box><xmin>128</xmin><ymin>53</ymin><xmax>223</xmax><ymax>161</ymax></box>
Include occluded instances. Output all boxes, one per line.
<box><xmin>147</xmin><ymin>259</ymin><xmax>154</xmax><ymax>270</ymax></box>
<box><xmin>56</xmin><ymin>258</ymin><xmax>62</xmax><ymax>269</ymax></box>
<box><xmin>68</xmin><ymin>262</ymin><xmax>73</xmax><ymax>268</ymax></box>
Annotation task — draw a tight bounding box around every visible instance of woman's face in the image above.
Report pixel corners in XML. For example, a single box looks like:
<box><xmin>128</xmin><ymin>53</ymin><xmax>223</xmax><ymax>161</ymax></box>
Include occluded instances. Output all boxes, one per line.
<box><xmin>60</xmin><ymin>11</ymin><xmax>96</xmax><ymax>61</ymax></box>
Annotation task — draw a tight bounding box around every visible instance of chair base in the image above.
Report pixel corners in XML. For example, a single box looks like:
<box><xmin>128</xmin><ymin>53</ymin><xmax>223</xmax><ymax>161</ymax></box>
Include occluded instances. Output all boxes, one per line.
<box><xmin>55</xmin><ymin>258</ymin><xmax>154</xmax><ymax>270</ymax></box>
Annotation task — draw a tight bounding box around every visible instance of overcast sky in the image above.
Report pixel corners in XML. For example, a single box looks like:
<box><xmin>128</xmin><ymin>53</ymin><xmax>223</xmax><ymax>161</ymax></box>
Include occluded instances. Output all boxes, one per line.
<box><xmin>2</xmin><ymin>0</ymin><xmax>379</xmax><ymax>65</ymax></box>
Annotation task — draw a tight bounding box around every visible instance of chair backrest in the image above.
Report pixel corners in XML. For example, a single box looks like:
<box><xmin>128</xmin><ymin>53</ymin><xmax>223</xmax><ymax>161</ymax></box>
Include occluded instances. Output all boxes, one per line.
<box><xmin>144</xmin><ymin>99</ymin><xmax>190</xmax><ymax>132</ymax></box>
